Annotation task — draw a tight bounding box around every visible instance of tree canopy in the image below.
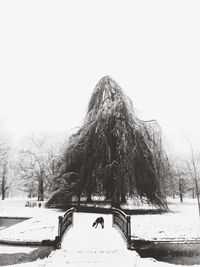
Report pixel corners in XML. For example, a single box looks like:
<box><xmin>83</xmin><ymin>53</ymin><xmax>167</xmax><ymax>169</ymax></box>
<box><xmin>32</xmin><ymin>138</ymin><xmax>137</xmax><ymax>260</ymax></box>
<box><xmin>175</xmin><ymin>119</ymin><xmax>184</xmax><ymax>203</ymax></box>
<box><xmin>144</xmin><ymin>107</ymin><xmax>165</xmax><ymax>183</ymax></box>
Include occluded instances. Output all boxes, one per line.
<box><xmin>47</xmin><ymin>76</ymin><xmax>167</xmax><ymax>208</ymax></box>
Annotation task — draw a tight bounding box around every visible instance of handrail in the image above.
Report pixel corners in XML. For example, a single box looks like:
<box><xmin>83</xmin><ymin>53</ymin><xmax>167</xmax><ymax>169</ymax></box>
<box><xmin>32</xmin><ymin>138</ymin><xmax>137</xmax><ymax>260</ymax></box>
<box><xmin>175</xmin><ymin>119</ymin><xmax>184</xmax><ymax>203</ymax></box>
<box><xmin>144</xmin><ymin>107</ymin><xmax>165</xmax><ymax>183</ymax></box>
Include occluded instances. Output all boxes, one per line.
<box><xmin>55</xmin><ymin>207</ymin><xmax>76</xmax><ymax>249</ymax></box>
<box><xmin>111</xmin><ymin>207</ymin><xmax>132</xmax><ymax>250</ymax></box>
<box><xmin>111</xmin><ymin>207</ymin><xmax>129</xmax><ymax>219</ymax></box>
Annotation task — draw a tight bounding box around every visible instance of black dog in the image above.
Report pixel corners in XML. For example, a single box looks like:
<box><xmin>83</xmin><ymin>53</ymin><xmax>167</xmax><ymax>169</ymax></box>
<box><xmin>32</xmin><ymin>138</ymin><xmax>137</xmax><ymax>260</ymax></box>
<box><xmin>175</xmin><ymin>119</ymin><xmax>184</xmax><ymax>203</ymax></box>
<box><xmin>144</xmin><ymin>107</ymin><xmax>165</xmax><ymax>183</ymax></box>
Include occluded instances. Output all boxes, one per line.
<box><xmin>92</xmin><ymin>217</ymin><xmax>104</xmax><ymax>228</ymax></box>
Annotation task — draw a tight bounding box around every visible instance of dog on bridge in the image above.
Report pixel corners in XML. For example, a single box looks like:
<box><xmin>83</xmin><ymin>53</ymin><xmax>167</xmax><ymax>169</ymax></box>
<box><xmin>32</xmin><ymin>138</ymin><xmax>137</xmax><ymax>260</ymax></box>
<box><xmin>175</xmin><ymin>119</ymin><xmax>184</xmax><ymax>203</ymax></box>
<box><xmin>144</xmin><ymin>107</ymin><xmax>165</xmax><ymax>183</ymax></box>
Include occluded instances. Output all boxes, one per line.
<box><xmin>92</xmin><ymin>217</ymin><xmax>104</xmax><ymax>229</ymax></box>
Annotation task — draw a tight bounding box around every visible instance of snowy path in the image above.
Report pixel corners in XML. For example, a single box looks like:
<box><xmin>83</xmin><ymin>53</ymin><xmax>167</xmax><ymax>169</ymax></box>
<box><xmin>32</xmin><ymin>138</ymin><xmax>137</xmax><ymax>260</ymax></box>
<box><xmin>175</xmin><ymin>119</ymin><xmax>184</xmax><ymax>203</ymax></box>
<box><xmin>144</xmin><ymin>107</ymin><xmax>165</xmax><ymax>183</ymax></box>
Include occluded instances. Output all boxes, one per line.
<box><xmin>42</xmin><ymin>213</ymin><xmax>140</xmax><ymax>267</ymax></box>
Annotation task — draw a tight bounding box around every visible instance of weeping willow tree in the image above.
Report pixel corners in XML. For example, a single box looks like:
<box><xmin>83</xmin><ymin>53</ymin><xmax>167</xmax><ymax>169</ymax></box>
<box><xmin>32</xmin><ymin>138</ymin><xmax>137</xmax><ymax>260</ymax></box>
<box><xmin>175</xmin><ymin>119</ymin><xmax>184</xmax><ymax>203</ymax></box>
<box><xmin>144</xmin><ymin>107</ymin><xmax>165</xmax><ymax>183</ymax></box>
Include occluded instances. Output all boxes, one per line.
<box><xmin>47</xmin><ymin>76</ymin><xmax>168</xmax><ymax>208</ymax></box>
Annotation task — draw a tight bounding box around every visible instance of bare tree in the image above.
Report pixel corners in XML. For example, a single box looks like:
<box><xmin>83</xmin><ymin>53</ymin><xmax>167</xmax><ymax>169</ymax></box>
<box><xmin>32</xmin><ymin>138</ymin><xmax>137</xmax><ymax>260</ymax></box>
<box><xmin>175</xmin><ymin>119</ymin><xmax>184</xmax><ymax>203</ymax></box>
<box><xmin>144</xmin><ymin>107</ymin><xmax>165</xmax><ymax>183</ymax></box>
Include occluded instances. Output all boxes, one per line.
<box><xmin>0</xmin><ymin>133</ymin><xmax>16</xmax><ymax>199</ymax></box>
<box><xmin>17</xmin><ymin>133</ymin><xmax>63</xmax><ymax>200</ymax></box>
<box><xmin>166</xmin><ymin>157</ymin><xmax>194</xmax><ymax>202</ymax></box>
<box><xmin>15</xmin><ymin>152</ymin><xmax>38</xmax><ymax>198</ymax></box>
<box><xmin>174</xmin><ymin>168</ymin><xmax>187</xmax><ymax>202</ymax></box>
<box><xmin>1</xmin><ymin>161</ymin><xmax>8</xmax><ymax>200</ymax></box>
<box><xmin>185</xmin><ymin>140</ymin><xmax>200</xmax><ymax>217</ymax></box>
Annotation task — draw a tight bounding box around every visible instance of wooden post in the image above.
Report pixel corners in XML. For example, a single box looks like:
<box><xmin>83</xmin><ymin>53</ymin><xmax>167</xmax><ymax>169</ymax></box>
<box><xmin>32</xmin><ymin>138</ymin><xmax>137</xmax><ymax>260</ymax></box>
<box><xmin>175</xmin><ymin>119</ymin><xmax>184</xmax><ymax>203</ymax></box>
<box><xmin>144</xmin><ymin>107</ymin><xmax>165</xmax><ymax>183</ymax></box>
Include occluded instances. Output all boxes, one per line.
<box><xmin>55</xmin><ymin>208</ymin><xmax>76</xmax><ymax>249</ymax></box>
<box><xmin>126</xmin><ymin>216</ymin><xmax>131</xmax><ymax>240</ymax></box>
<box><xmin>58</xmin><ymin>216</ymin><xmax>63</xmax><ymax>237</ymax></box>
<box><xmin>126</xmin><ymin>215</ymin><xmax>132</xmax><ymax>249</ymax></box>
<box><xmin>55</xmin><ymin>216</ymin><xmax>63</xmax><ymax>249</ymax></box>
<box><xmin>55</xmin><ymin>236</ymin><xmax>61</xmax><ymax>249</ymax></box>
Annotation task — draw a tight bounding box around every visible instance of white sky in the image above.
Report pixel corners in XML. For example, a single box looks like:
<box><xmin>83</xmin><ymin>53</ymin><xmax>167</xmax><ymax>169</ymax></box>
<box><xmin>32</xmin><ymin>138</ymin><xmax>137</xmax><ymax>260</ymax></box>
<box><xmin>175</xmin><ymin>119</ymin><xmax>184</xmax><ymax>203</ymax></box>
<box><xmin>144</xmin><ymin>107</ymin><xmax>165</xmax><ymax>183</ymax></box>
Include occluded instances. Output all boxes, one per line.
<box><xmin>0</xmin><ymin>0</ymin><xmax>200</xmax><ymax>156</ymax></box>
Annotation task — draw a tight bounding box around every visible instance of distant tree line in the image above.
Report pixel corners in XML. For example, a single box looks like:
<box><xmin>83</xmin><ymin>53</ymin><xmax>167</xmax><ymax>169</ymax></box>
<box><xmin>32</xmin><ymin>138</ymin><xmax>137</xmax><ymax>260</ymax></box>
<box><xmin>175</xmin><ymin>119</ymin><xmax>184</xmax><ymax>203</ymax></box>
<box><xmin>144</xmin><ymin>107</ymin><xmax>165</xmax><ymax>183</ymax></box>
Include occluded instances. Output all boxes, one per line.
<box><xmin>0</xmin><ymin>130</ymin><xmax>66</xmax><ymax>201</ymax></box>
<box><xmin>0</xmin><ymin>128</ymin><xmax>199</xmax><ymax>205</ymax></box>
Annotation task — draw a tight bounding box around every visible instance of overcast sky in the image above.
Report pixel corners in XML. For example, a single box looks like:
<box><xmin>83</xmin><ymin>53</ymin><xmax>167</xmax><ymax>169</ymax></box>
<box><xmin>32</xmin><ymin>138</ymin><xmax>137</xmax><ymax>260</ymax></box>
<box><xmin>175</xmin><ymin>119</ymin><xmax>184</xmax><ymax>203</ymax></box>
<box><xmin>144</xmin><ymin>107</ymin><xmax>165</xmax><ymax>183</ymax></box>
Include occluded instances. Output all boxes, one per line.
<box><xmin>0</xmin><ymin>1</ymin><xmax>200</xmax><ymax>156</ymax></box>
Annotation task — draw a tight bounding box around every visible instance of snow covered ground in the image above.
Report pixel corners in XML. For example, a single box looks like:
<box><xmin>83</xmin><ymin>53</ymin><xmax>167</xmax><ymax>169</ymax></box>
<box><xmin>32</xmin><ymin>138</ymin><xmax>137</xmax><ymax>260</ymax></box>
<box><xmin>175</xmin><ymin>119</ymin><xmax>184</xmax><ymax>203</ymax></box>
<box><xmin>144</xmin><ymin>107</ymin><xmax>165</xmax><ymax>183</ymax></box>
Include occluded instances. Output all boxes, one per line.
<box><xmin>0</xmin><ymin>198</ymin><xmax>63</xmax><ymax>243</ymax></box>
<box><xmin>132</xmin><ymin>198</ymin><xmax>200</xmax><ymax>241</ymax></box>
<box><xmin>1</xmin><ymin>198</ymin><xmax>200</xmax><ymax>267</ymax></box>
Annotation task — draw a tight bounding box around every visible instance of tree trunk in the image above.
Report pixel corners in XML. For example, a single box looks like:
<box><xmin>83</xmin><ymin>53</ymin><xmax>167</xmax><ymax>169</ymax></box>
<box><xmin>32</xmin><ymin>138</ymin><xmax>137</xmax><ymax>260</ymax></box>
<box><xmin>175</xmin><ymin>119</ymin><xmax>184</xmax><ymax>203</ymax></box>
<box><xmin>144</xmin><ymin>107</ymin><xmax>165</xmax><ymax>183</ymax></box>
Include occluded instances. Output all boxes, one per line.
<box><xmin>38</xmin><ymin>179</ymin><xmax>44</xmax><ymax>201</ymax></box>
<box><xmin>77</xmin><ymin>194</ymin><xmax>81</xmax><ymax>206</ymax></box>
<box><xmin>86</xmin><ymin>192</ymin><xmax>92</xmax><ymax>202</ymax></box>
<box><xmin>2</xmin><ymin>189</ymin><xmax>5</xmax><ymax>200</ymax></box>
<box><xmin>120</xmin><ymin>190</ymin><xmax>126</xmax><ymax>203</ymax></box>
<box><xmin>179</xmin><ymin>192</ymin><xmax>183</xmax><ymax>202</ymax></box>
<box><xmin>179</xmin><ymin>180</ymin><xmax>183</xmax><ymax>202</ymax></box>
<box><xmin>86</xmin><ymin>179</ymin><xmax>92</xmax><ymax>202</ymax></box>
<box><xmin>1</xmin><ymin>174</ymin><xmax>6</xmax><ymax>200</ymax></box>
<box><xmin>111</xmin><ymin>184</ymin><xmax>120</xmax><ymax>208</ymax></box>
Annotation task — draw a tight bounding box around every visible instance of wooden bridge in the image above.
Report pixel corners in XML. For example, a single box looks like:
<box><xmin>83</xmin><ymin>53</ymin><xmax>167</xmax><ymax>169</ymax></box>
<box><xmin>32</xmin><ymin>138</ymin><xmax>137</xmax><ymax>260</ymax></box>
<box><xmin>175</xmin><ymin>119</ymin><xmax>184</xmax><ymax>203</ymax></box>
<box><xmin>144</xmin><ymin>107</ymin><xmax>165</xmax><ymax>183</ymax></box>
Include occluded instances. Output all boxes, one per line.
<box><xmin>42</xmin><ymin>208</ymin><xmax>139</xmax><ymax>267</ymax></box>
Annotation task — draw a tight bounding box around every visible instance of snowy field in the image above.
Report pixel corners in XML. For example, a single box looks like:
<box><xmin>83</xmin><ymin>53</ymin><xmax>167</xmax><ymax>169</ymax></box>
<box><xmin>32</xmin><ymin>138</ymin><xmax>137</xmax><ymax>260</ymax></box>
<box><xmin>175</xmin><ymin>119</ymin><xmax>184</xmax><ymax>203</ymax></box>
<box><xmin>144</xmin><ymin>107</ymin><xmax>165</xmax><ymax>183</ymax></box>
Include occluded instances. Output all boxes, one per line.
<box><xmin>0</xmin><ymin>199</ymin><xmax>64</xmax><ymax>243</ymax></box>
<box><xmin>1</xmin><ymin>198</ymin><xmax>200</xmax><ymax>266</ymax></box>
<box><xmin>132</xmin><ymin>198</ymin><xmax>200</xmax><ymax>241</ymax></box>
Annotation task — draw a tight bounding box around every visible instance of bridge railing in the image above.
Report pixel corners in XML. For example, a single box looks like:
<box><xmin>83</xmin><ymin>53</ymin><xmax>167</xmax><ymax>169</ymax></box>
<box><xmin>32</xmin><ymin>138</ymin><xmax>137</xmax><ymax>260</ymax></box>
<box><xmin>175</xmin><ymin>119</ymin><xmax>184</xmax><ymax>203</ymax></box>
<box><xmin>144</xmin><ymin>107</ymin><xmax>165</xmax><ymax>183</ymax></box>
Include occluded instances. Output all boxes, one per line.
<box><xmin>111</xmin><ymin>207</ymin><xmax>133</xmax><ymax>249</ymax></box>
<box><xmin>55</xmin><ymin>207</ymin><xmax>76</xmax><ymax>249</ymax></box>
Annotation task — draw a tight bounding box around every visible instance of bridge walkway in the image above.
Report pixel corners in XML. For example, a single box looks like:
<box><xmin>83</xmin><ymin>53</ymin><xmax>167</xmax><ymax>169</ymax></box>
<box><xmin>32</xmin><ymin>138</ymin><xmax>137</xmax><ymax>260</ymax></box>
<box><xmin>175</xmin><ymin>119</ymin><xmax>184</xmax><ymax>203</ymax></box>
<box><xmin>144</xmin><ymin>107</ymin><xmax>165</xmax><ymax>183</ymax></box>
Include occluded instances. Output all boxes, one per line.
<box><xmin>43</xmin><ymin>213</ymin><xmax>140</xmax><ymax>267</ymax></box>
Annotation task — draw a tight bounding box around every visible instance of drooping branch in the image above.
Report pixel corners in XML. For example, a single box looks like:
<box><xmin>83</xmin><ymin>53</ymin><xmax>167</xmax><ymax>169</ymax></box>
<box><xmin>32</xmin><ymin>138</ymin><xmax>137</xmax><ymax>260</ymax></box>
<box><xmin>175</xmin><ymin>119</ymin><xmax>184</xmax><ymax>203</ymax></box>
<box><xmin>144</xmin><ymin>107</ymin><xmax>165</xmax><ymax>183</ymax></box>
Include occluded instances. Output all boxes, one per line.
<box><xmin>47</xmin><ymin>76</ymin><xmax>167</xmax><ymax>208</ymax></box>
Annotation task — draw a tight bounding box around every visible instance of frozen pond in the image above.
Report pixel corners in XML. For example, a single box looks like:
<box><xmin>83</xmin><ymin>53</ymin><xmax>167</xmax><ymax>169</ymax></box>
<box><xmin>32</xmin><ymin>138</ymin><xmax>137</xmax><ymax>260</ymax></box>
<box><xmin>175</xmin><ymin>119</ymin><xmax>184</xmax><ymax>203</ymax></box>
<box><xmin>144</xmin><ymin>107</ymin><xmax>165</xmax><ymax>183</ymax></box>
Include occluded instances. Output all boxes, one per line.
<box><xmin>0</xmin><ymin>244</ymin><xmax>53</xmax><ymax>266</ymax></box>
<box><xmin>0</xmin><ymin>217</ymin><xmax>29</xmax><ymax>230</ymax></box>
<box><xmin>135</xmin><ymin>240</ymin><xmax>200</xmax><ymax>265</ymax></box>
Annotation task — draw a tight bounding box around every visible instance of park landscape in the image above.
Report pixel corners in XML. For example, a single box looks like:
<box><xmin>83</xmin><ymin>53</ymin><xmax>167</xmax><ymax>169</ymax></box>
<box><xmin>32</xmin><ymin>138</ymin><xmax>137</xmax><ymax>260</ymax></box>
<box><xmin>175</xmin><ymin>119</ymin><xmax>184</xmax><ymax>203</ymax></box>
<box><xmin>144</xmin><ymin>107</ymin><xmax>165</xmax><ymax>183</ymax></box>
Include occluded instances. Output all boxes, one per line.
<box><xmin>1</xmin><ymin>77</ymin><xmax>200</xmax><ymax>267</ymax></box>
